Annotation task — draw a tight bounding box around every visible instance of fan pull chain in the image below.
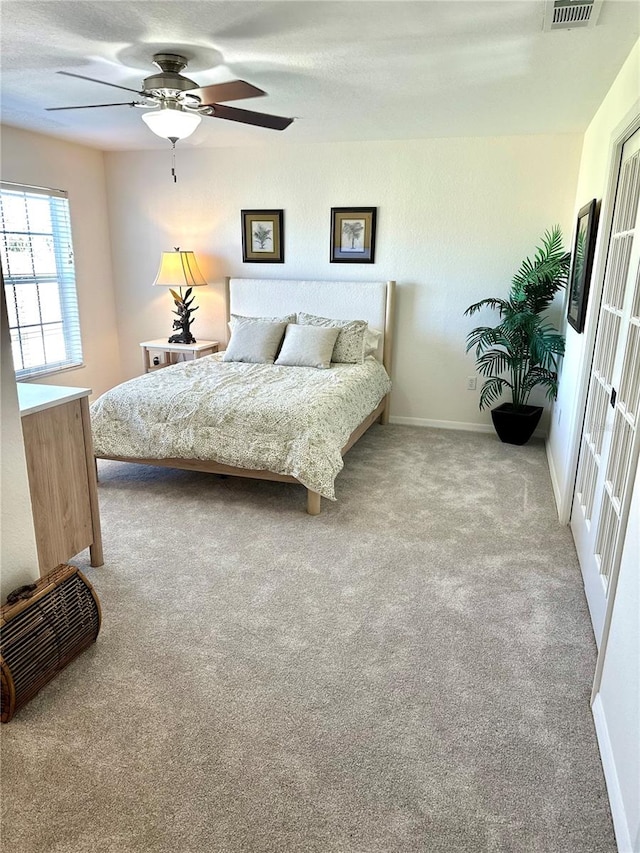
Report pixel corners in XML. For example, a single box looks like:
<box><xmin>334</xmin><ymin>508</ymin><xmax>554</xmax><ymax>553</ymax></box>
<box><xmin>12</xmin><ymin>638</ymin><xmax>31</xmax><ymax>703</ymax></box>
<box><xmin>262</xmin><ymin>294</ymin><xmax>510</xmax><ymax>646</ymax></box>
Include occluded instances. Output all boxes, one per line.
<box><xmin>171</xmin><ymin>141</ymin><xmax>177</xmax><ymax>183</ymax></box>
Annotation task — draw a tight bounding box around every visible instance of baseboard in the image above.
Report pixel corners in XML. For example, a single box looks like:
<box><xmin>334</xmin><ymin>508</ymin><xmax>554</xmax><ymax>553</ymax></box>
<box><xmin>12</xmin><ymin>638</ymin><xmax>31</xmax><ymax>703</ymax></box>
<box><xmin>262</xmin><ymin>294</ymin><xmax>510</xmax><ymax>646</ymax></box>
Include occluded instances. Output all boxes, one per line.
<box><xmin>388</xmin><ymin>415</ymin><xmax>546</xmax><ymax>439</ymax></box>
<box><xmin>545</xmin><ymin>439</ymin><xmax>565</xmax><ymax>522</ymax></box>
<box><xmin>389</xmin><ymin>415</ymin><xmax>494</xmax><ymax>433</ymax></box>
<box><xmin>592</xmin><ymin>694</ymin><xmax>635</xmax><ymax>853</ymax></box>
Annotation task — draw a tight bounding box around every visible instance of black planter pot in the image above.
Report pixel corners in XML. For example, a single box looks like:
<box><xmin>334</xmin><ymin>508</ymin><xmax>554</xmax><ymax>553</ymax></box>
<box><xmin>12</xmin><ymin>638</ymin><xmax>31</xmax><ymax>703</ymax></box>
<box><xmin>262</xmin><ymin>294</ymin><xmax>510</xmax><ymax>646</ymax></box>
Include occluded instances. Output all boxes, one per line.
<box><xmin>491</xmin><ymin>403</ymin><xmax>543</xmax><ymax>446</ymax></box>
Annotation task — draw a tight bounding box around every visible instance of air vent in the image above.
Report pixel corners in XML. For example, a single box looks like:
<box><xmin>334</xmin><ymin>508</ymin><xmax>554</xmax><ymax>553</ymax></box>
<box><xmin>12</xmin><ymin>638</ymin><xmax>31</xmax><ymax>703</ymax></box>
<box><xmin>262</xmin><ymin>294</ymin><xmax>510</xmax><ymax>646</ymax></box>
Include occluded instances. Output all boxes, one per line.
<box><xmin>543</xmin><ymin>0</ymin><xmax>603</xmax><ymax>30</ymax></box>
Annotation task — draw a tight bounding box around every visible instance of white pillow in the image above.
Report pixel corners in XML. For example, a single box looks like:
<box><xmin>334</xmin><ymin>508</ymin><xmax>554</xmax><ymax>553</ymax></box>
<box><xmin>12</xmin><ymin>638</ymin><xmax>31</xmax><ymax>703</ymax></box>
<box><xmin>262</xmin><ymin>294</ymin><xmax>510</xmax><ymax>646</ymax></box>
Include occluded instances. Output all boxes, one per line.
<box><xmin>223</xmin><ymin>319</ymin><xmax>287</xmax><ymax>364</ymax></box>
<box><xmin>275</xmin><ymin>324</ymin><xmax>340</xmax><ymax>369</ymax></box>
<box><xmin>296</xmin><ymin>313</ymin><xmax>368</xmax><ymax>364</ymax></box>
<box><xmin>229</xmin><ymin>312</ymin><xmax>295</xmax><ymax>331</ymax></box>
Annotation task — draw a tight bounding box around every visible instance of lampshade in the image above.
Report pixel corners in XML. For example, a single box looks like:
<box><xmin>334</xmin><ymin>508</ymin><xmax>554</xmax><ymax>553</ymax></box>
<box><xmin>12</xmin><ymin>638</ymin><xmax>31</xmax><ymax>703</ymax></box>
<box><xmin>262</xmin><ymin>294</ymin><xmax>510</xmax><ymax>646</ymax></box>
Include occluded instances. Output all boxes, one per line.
<box><xmin>153</xmin><ymin>250</ymin><xmax>208</xmax><ymax>288</ymax></box>
<box><xmin>141</xmin><ymin>106</ymin><xmax>202</xmax><ymax>141</ymax></box>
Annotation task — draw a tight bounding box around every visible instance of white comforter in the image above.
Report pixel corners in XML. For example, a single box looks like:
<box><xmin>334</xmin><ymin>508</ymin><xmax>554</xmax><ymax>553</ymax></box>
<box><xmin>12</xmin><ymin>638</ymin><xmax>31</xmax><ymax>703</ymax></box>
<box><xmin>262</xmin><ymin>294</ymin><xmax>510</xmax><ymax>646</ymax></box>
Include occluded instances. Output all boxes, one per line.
<box><xmin>90</xmin><ymin>354</ymin><xmax>391</xmax><ymax>499</ymax></box>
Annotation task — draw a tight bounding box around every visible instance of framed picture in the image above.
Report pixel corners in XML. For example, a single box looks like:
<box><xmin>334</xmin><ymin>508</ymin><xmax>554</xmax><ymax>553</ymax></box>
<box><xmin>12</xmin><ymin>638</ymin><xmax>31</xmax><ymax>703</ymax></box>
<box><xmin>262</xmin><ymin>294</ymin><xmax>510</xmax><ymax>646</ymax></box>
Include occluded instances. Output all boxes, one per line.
<box><xmin>241</xmin><ymin>209</ymin><xmax>284</xmax><ymax>263</ymax></box>
<box><xmin>567</xmin><ymin>199</ymin><xmax>598</xmax><ymax>333</ymax></box>
<box><xmin>330</xmin><ymin>207</ymin><xmax>377</xmax><ymax>263</ymax></box>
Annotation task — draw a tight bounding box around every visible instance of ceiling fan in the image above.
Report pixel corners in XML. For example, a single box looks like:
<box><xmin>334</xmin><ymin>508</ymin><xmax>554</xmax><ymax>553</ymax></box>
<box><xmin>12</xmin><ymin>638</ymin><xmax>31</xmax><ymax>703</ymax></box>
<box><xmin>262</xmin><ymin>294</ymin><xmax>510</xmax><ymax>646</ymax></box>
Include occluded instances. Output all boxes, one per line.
<box><xmin>47</xmin><ymin>52</ymin><xmax>294</xmax><ymax>142</ymax></box>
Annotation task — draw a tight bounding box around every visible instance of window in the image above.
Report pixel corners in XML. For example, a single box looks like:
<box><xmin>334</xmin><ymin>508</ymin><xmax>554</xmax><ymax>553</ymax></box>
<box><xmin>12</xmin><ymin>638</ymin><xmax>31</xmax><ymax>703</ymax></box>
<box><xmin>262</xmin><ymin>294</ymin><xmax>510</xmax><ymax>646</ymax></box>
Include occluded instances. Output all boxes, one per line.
<box><xmin>0</xmin><ymin>182</ymin><xmax>83</xmax><ymax>379</ymax></box>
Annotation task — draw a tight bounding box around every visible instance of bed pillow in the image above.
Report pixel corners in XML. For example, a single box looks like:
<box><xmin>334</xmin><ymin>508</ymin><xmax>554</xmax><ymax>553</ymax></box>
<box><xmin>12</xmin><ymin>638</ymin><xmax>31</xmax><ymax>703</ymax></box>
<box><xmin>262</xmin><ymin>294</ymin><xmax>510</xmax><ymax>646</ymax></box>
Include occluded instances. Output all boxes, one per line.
<box><xmin>223</xmin><ymin>319</ymin><xmax>287</xmax><ymax>364</ymax></box>
<box><xmin>296</xmin><ymin>313</ymin><xmax>368</xmax><ymax>364</ymax></box>
<box><xmin>364</xmin><ymin>328</ymin><xmax>382</xmax><ymax>359</ymax></box>
<box><xmin>229</xmin><ymin>312</ymin><xmax>295</xmax><ymax>331</ymax></box>
<box><xmin>275</xmin><ymin>324</ymin><xmax>340</xmax><ymax>369</ymax></box>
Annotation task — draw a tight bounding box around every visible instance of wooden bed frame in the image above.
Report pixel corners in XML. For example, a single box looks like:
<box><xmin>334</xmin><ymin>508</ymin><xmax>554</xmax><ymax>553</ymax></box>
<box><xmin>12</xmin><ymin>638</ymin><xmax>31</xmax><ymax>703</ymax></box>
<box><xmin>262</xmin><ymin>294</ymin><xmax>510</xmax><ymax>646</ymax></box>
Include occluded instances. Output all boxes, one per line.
<box><xmin>97</xmin><ymin>278</ymin><xmax>395</xmax><ymax>515</ymax></box>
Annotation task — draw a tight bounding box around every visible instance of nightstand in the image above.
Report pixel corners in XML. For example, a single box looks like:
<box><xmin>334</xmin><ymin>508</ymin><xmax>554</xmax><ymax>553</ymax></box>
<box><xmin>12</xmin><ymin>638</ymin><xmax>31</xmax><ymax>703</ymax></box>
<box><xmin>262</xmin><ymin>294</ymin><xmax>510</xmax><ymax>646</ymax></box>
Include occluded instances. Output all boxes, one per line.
<box><xmin>140</xmin><ymin>339</ymin><xmax>219</xmax><ymax>373</ymax></box>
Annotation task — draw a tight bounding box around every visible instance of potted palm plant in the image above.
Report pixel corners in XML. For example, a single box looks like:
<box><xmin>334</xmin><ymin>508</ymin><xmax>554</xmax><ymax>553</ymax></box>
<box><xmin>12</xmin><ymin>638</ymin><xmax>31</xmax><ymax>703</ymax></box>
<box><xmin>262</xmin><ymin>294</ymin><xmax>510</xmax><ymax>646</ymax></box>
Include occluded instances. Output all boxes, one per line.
<box><xmin>464</xmin><ymin>226</ymin><xmax>570</xmax><ymax>445</ymax></box>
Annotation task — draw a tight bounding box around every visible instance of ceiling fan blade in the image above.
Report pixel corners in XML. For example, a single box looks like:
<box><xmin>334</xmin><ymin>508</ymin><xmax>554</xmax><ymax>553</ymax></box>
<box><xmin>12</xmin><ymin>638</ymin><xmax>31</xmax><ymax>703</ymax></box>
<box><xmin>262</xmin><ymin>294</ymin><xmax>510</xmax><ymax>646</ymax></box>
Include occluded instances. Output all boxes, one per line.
<box><xmin>58</xmin><ymin>70</ymin><xmax>145</xmax><ymax>96</ymax></box>
<box><xmin>46</xmin><ymin>102</ymin><xmax>143</xmax><ymax>111</ymax></box>
<box><xmin>188</xmin><ymin>80</ymin><xmax>266</xmax><ymax>105</ymax></box>
<box><xmin>209</xmin><ymin>104</ymin><xmax>293</xmax><ymax>131</ymax></box>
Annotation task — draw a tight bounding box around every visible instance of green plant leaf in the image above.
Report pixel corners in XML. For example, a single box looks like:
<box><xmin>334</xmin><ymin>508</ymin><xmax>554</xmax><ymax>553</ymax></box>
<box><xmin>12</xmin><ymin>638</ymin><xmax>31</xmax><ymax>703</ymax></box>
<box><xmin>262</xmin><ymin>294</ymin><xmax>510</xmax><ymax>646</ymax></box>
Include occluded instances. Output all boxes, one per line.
<box><xmin>476</xmin><ymin>349</ymin><xmax>513</xmax><ymax>377</ymax></box>
<box><xmin>464</xmin><ymin>298</ymin><xmax>510</xmax><ymax>317</ymax></box>
<box><xmin>510</xmin><ymin>226</ymin><xmax>570</xmax><ymax>313</ymax></box>
<box><xmin>479</xmin><ymin>377</ymin><xmax>511</xmax><ymax>410</ymax></box>
<box><xmin>522</xmin><ymin>368</ymin><xmax>559</xmax><ymax>402</ymax></box>
<box><xmin>466</xmin><ymin>326</ymin><xmax>499</xmax><ymax>352</ymax></box>
<box><xmin>466</xmin><ymin>326</ymin><xmax>513</xmax><ymax>356</ymax></box>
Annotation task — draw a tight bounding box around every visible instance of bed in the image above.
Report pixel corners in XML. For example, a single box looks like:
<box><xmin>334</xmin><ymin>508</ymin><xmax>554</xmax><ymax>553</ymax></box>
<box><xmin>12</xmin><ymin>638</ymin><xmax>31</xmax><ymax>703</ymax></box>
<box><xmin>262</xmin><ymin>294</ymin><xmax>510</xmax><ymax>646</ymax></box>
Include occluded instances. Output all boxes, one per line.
<box><xmin>91</xmin><ymin>277</ymin><xmax>395</xmax><ymax>514</ymax></box>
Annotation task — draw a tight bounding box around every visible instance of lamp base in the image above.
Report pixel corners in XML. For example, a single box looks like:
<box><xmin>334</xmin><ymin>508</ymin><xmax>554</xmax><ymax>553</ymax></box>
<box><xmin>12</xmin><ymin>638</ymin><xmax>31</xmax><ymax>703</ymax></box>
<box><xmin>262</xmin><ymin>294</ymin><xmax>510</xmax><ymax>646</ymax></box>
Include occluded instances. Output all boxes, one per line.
<box><xmin>168</xmin><ymin>332</ymin><xmax>197</xmax><ymax>344</ymax></box>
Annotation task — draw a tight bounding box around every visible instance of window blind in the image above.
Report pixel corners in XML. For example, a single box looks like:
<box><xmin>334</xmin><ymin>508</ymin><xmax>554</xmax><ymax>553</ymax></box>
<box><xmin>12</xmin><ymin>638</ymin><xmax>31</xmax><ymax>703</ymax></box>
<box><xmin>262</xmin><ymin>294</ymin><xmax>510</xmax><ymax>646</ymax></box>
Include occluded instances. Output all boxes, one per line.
<box><xmin>0</xmin><ymin>182</ymin><xmax>83</xmax><ymax>379</ymax></box>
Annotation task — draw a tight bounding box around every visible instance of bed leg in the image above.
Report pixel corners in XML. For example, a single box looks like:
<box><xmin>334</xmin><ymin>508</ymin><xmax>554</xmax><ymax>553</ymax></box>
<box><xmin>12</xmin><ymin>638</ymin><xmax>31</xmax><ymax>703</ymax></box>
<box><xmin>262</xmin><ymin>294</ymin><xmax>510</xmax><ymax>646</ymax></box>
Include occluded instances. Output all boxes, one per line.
<box><xmin>379</xmin><ymin>395</ymin><xmax>390</xmax><ymax>425</ymax></box>
<box><xmin>307</xmin><ymin>490</ymin><xmax>321</xmax><ymax>515</ymax></box>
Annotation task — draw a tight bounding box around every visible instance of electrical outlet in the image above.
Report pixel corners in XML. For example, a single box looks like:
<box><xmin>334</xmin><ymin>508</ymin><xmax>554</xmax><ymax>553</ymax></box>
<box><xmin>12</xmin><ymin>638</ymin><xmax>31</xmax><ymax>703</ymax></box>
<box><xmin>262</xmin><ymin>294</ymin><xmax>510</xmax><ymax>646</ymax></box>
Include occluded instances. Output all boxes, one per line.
<box><xmin>467</xmin><ymin>376</ymin><xmax>477</xmax><ymax>391</ymax></box>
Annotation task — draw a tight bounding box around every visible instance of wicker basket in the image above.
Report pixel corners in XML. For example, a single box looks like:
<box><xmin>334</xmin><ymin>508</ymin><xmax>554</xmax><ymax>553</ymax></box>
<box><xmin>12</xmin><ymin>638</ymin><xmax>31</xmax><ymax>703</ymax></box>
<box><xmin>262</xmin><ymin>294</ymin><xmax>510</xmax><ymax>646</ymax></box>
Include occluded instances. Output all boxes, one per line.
<box><xmin>0</xmin><ymin>564</ymin><xmax>101</xmax><ymax>723</ymax></box>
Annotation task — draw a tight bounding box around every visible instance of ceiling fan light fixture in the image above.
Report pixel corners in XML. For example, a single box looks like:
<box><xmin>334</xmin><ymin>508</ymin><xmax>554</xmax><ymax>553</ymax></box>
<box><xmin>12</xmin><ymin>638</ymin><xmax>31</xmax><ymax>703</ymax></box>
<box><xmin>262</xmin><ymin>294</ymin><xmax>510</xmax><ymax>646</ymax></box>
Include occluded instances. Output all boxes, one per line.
<box><xmin>49</xmin><ymin>52</ymin><xmax>294</xmax><ymax>139</ymax></box>
<box><xmin>141</xmin><ymin>103</ymin><xmax>201</xmax><ymax>140</ymax></box>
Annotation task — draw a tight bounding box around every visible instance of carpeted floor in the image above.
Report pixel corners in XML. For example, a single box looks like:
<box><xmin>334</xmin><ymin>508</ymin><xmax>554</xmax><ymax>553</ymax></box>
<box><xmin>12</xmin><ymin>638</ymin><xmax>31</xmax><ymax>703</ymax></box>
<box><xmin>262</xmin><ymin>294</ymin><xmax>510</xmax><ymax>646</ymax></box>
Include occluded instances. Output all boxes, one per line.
<box><xmin>1</xmin><ymin>426</ymin><xmax>615</xmax><ymax>853</ymax></box>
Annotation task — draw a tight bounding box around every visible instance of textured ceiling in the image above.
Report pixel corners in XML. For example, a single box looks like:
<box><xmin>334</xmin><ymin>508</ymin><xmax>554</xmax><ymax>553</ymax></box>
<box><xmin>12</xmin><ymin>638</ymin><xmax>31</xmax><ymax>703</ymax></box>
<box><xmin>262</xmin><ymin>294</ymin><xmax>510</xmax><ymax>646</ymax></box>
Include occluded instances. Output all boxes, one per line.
<box><xmin>0</xmin><ymin>1</ymin><xmax>638</xmax><ymax>151</ymax></box>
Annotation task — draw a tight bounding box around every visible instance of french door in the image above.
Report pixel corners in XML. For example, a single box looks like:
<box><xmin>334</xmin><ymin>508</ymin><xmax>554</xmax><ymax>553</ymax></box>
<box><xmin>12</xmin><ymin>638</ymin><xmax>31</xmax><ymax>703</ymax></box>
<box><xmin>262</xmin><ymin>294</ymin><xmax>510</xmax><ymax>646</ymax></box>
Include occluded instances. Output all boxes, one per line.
<box><xmin>571</xmin><ymin>127</ymin><xmax>640</xmax><ymax>645</ymax></box>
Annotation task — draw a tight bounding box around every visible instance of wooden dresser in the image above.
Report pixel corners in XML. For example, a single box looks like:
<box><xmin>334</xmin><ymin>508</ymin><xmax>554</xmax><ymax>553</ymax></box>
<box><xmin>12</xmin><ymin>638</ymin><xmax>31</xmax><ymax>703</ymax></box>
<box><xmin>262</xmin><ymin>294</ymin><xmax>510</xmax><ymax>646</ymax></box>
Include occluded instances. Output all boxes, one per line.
<box><xmin>17</xmin><ymin>384</ymin><xmax>103</xmax><ymax>575</ymax></box>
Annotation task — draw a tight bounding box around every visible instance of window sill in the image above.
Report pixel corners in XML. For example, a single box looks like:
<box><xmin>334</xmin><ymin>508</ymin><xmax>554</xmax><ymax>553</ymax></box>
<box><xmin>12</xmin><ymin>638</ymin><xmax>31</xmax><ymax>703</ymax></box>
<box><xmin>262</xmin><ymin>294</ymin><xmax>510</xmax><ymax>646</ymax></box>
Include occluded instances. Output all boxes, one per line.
<box><xmin>16</xmin><ymin>362</ymin><xmax>86</xmax><ymax>383</ymax></box>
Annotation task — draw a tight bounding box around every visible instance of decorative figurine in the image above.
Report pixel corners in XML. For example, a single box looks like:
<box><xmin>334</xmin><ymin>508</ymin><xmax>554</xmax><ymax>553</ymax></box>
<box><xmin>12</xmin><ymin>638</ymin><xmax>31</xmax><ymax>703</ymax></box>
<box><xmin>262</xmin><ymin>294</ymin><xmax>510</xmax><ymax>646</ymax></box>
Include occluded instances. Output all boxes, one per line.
<box><xmin>168</xmin><ymin>286</ymin><xmax>199</xmax><ymax>344</ymax></box>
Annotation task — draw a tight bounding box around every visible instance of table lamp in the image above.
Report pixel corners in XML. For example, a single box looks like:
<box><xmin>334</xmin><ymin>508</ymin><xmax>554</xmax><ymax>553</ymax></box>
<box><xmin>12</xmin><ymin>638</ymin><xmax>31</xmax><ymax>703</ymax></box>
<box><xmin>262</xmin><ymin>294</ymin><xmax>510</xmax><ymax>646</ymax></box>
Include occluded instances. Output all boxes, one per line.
<box><xmin>153</xmin><ymin>248</ymin><xmax>208</xmax><ymax>344</ymax></box>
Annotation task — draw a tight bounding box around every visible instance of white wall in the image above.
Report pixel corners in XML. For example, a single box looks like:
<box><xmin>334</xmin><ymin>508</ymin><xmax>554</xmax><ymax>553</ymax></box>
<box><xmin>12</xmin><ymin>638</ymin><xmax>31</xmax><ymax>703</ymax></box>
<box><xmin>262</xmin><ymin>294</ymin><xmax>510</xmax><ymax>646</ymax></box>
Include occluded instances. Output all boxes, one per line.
<box><xmin>0</xmin><ymin>288</ymin><xmax>39</xmax><ymax>601</ymax></box>
<box><xmin>104</xmin><ymin>132</ymin><xmax>581</xmax><ymax>428</ymax></box>
<box><xmin>547</xmin><ymin>42</ymin><xmax>640</xmax><ymax>506</ymax></box>
<box><xmin>0</xmin><ymin>125</ymin><xmax>121</xmax><ymax>399</ymax></box>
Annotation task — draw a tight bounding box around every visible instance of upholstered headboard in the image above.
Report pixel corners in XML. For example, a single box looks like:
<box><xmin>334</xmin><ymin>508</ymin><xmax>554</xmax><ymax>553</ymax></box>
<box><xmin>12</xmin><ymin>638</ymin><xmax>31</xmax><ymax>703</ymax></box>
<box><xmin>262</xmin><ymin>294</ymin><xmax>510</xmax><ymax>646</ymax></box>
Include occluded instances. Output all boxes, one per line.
<box><xmin>225</xmin><ymin>277</ymin><xmax>395</xmax><ymax>371</ymax></box>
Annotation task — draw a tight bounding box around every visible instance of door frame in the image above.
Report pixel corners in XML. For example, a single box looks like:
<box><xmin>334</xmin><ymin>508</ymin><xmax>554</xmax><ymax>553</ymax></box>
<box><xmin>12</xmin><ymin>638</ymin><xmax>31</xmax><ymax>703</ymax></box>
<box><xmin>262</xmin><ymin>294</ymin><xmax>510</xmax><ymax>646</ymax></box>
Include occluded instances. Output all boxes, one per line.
<box><xmin>558</xmin><ymin>101</ymin><xmax>640</xmax><ymax>527</ymax></box>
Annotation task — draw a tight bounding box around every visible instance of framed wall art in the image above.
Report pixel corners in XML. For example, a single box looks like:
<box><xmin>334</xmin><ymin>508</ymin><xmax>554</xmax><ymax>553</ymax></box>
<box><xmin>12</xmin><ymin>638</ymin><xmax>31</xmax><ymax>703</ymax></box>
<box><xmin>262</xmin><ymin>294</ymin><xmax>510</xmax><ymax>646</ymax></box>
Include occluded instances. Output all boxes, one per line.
<box><xmin>241</xmin><ymin>209</ymin><xmax>284</xmax><ymax>263</ymax></box>
<box><xmin>567</xmin><ymin>199</ymin><xmax>598</xmax><ymax>333</ymax></box>
<box><xmin>330</xmin><ymin>207</ymin><xmax>377</xmax><ymax>263</ymax></box>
